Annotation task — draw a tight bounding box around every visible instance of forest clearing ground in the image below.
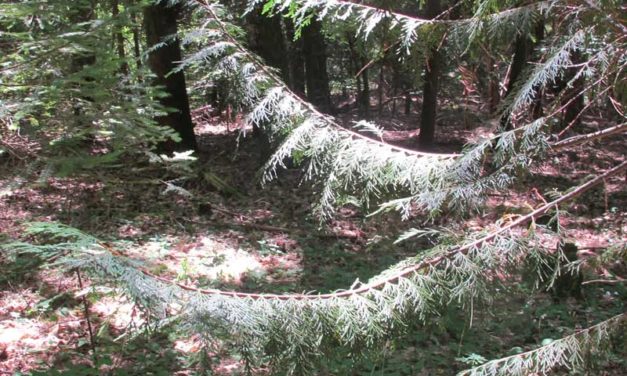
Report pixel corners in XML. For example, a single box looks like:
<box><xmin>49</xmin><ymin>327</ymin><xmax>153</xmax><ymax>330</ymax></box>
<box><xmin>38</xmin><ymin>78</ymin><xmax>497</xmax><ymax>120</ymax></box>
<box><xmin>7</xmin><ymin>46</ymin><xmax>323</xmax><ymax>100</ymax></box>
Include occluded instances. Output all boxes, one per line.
<box><xmin>0</xmin><ymin>112</ymin><xmax>625</xmax><ymax>375</ymax></box>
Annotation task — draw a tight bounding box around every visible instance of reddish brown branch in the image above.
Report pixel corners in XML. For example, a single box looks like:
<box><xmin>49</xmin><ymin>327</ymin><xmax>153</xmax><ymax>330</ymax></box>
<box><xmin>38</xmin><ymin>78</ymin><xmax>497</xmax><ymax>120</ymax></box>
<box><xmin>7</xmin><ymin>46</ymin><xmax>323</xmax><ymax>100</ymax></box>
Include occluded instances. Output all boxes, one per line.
<box><xmin>552</xmin><ymin>122</ymin><xmax>627</xmax><ymax>149</ymax></box>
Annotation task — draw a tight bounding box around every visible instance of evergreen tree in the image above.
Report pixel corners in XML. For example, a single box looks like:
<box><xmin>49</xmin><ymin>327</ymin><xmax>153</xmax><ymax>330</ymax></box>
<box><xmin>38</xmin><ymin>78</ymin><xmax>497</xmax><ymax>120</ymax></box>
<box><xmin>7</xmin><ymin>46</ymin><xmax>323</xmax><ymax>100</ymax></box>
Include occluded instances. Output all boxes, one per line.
<box><xmin>1</xmin><ymin>0</ymin><xmax>625</xmax><ymax>374</ymax></box>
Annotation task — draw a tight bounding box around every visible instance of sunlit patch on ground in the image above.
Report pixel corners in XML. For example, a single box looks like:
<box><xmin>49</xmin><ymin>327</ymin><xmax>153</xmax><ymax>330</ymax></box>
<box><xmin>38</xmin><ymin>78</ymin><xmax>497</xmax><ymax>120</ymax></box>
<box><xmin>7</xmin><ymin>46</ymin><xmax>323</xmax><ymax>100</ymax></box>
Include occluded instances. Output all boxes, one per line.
<box><xmin>0</xmin><ymin>315</ymin><xmax>65</xmax><ymax>371</ymax></box>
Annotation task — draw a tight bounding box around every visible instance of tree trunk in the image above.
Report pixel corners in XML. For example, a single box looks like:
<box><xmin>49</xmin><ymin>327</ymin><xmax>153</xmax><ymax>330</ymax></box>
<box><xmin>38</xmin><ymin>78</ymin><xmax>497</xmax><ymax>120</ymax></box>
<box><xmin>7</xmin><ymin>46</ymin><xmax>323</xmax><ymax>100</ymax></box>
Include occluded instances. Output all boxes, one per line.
<box><xmin>302</xmin><ymin>20</ymin><xmax>332</xmax><ymax>113</ymax></box>
<box><xmin>143</xmin><ymin>1</ymin><xmax>197</xmax><ymax>152</ymax></box>
<box><xmin>500</xmin><ymin>20</ymin><xmax>545</xmax><ymax>128</ymax></box>
<box><xmin>69</xmin><ymin>0</ymin><xmax>96</xmax><ymax>72</ymax></box>
<box><xmin>246</xmin><ymin>8</ymin><xmax>290</xmax><ymax>84</ymax></box>
<box><xmin>557</xmin><ymin>50</ymin><xmax>585</xmax><ymax>133</ymax></box>
<box><xmin>129</xmin><ymin>1</ymin><xmax>142</xmax><ymax>71</ymax></box>
<box><xmin>285</xmin><ymin>20</ymin><xmax>306</xmax><ymax>96</ymax></box>
<box><xmin>360</xmin><ymin>60</ymin><xmax>370</xmax><ymax>119</ymax></box>
<box><xmin>418</xmin><ymin>0</ymin><xmax>442</xmax><ymax>148</ymax></box>
<box><xmin>378</xmin><ymin>65</ymin><xmax>384</xmax><ymax>115</ymax></box>
<box><xmin>111</xmin><ymin>0</ymin><xmax>129</xmax><ymax>75</ymax></box>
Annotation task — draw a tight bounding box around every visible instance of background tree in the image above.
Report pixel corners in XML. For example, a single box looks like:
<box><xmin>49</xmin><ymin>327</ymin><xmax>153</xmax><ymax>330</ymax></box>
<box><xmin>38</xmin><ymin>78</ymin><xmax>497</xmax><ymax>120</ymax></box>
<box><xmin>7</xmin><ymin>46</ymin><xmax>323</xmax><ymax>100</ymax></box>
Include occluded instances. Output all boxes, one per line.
<box><xmin>144</xmin><ymin>0</ymin><xmax>198</xmax><ymax>152</ymax></box>
<box><xmin>1</xmin><ymin>0</ymin><xmax>625</xmax><ymax>375</ymax></box>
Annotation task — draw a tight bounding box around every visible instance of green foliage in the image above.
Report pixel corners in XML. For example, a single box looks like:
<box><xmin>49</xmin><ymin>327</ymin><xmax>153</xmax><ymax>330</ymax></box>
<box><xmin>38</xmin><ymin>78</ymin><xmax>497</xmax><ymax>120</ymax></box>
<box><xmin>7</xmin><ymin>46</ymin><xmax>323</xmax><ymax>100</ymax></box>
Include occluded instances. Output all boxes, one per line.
<box><xmin>1</xmin><ymin>0</ymin><xmax>626</xmax><ymax>375</ymax></box>
<box><xmin>0</xmin><ymin>0</ymin><xmax>180</xmax><ymax>175</ymax></box>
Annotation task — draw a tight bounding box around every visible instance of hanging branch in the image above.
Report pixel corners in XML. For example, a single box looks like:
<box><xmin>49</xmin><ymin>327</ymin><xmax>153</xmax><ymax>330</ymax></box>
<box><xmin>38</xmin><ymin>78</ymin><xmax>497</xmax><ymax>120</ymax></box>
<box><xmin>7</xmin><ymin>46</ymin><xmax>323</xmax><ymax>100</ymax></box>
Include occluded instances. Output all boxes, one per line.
<box><xmin>552</xmin><ymin>122</ymin><xmax>627</xmax><ymax>149</ymax></box>
<box><xmin>459</xmin><ymin>312</ymin><xmax>626</xmax><ymax>376</ymax></box>
<box><xmin>96</xmin><ymin>160</ymin><xmax>627</xmax><ymax>301</ymax></box>
<box><xmin>194</xmin><ymin>0</ymin><xmax>458</xmax><ymax>159</ymax></box>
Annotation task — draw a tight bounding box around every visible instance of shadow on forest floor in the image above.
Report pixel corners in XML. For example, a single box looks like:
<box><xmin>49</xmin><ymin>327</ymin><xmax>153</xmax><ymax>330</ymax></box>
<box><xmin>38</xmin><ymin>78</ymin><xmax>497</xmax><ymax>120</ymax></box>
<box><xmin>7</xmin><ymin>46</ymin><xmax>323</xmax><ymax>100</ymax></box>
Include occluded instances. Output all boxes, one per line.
<box><xmin>0</xmin><ymin>112</ymin><xmax>625</xmax><ymax>374</ymax></box>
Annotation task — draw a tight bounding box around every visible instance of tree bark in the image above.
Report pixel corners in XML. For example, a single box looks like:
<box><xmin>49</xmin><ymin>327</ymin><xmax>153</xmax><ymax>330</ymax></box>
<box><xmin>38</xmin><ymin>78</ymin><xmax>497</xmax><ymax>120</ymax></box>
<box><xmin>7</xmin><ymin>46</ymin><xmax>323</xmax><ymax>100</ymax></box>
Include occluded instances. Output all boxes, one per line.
<box><xmin>302</xmin><ymin>20</ymin><xmax>332</xmax><ymax>113</ymax></box>
<box><xmin>246</xmin><ymin>8</ymin><xmax>290</xmax><ymax>84</ymax></box>
<box><xmin>418</xmin><ymin>0</ymin><xmax>442</xmax><ymax>148</ymax></box>
<box><xmin>500</xmin><ymin>20</ymin><xmax>545</xmax><ymax>129</ymax></box>
<box><xmin>286</xmin><ymin>20</ymin><xmax>306</xmax><ymax>96</ymax></box>
<box><xmin>378</xmin><ymin>64</ymin><xmax>385</xmax><ymax>115</ymax></box>
<box><xmin>128</xmin><ymin>0</ymin><xmax>142</xmax><ymax>71</ymax></box>
<box><xmin>111</xmin><ymin>0</ymin><xmax>129</xmax><ymax>75</ymax></box>
<box><xmin>557</xmin><ymin>50</ymin><xmax>585</xmax><ymax>133</ymax></box>
<box><xmin>360</xmin><ymin>60</ymin><xmax>371</xmax><ymax>118</ymax></box>
<box><xmin>143</xmin><ymin>1</ymin><xmax>197</xmax><ymax>152</ymax></box>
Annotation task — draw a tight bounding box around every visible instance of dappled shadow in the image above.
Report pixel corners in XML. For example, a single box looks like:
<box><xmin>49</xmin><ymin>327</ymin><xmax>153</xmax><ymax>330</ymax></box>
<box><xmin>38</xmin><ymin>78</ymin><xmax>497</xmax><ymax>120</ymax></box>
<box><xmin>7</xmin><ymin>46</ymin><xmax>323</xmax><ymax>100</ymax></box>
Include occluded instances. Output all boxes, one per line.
<box><xmin>1</xmin><ymin>110</ymin><xmax>626</xmax><ymax>374</ymax></box>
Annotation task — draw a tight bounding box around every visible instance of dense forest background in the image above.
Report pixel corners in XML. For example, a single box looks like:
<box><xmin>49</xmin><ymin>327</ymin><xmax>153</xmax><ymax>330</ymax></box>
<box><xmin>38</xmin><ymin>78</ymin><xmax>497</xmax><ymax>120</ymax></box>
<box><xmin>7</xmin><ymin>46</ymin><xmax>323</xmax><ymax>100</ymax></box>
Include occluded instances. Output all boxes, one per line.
<box><xmin>0</xmin><ymin>0</ymin><xmax>625</xmax><ymax>375</ymax></box>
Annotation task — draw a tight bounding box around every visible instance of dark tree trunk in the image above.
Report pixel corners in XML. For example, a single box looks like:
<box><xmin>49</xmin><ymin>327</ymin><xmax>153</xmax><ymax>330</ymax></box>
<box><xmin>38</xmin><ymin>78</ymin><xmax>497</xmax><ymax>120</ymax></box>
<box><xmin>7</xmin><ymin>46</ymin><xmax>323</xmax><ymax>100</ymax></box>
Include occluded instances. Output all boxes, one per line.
<box><xmin>531</xmin><ymin>21</ymin><xmax>545</xmax><ymax>119</ymax></box>
<box><xmin>302</xmin><ymin>20</ymin><xmax>332</xmax><ymax>113</ymax></box>
<box><xmin>557</xmin><ymin>50</ymin><xmax>585</xmax><ymax>133</ymax></box>
<box><xmin>129</xmin><ymin>1</ymin><xmax>142</xmax><ymax>71</ymax></box>
<box><xmin>69</xmin><ymin>0</ymin><xmax>96</xmax><ymax>72</ymax></box>
<box><xmin>246</xmin><ymin>8</ymin><xmax>290</xmax><ymax>84</ymax></box>
<box><xmin>505</xmin><ymin>36</ymin><xmax>530</xmax><ymax>97</ymax></box>
<box><xmin>378</xmin><ymin>65</ymin><xmax>385</xmax><ymax>115</ymax></box>
<box><xmin>391</xmin><ymin>65</ymin><xmax>399</xmax><ymax>114</ymax></box>
<box><xmin>360</xmin><ymin>60</ymin><xmax>370</xmax><ymax>118</ymax></box>
<box><xmin>69</xmin><ymin>0</ymin><xmax>96</xmax><ymax>127</ymax></box>
<box><xmin>482</xmin><ymin>54</ymin><xmax>500</xmax><ymax>114</ymax></box>
<box><xmin>285</xmin><ymin>20</ymin><xmax>306</xmax><ymax>96</ymax></box>
<box><xmin>111</xmin><ymin>0</ymin><xmax>129</xmax><ymax>75</ymax></box>
<box><xmin>143</xmin><ymin>1</ymin><xmax>197</xmax><ymax>152</ymax></box>
<box><xmin>418</xmin><ymin>0</ymin><xmax>442</xmax><ymax>148</ymax></box>
<box><xmin>500</xmin><ymin>20</ymin><xmax>545</xmax><ymax>128</ymax></box>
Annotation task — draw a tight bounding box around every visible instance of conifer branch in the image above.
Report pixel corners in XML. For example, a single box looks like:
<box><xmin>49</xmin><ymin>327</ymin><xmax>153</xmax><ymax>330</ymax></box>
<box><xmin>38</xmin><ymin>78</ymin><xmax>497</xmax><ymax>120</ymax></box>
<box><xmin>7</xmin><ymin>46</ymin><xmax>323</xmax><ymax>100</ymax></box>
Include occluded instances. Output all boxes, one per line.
<box><xmin>459</xmin><ymin>313</ymin><xmax>626</xmax><ymax>376</ymax></box>
<box><xmin>552</xmin><ymin>122</ymin><xmax>627</xmax><ymax>150</ymax></box>
<box><xmin>193</xmin><ymin>0</ymin><xmax>457</xmax><ymax>159</ymax></box>
<box><xmin>96</xmin><ymin>160</ymin><xmax>627</xmax><ymax>301</ymax></box>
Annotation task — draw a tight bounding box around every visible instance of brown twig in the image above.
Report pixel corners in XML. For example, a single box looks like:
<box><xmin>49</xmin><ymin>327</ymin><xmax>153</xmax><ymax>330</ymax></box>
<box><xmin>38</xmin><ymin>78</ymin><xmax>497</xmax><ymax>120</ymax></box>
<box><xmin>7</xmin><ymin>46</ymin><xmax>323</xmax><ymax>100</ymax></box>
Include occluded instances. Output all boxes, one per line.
<box><xmin>552</xmin><ymin>122</ymin><xmax>627</xmax><ymax>150</ymax></box>
<box><xmin>75</xmin><ymin>270</ymin><xmax>96</xmax><ymax>354</ymax></box>
<box><xmin>582</xmin><ymin>278</ymin><xmax>625</xmax><ymax>286</ymax></box>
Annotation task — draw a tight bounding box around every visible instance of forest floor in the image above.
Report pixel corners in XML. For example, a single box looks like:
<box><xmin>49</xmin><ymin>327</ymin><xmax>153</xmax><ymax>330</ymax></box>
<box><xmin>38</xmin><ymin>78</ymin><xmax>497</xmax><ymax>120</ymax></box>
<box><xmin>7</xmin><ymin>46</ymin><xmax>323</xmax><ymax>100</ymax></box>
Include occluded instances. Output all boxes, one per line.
<box><xmin>0</xmin><ymin>108</ymin><xmax>625</xmax><ymax>375</ymax></box>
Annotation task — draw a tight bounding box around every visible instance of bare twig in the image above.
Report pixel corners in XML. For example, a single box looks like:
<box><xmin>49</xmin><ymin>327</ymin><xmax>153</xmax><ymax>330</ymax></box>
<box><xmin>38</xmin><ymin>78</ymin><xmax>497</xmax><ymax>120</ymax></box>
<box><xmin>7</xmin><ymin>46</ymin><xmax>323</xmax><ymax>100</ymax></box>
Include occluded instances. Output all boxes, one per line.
<box><xmin>582</xmin><ymin>278</ymin><xmax>625</xmax><ymax>286</ymax></box>
<box><xmin>552</xmin><ymin>122</ymin><xmax>627</xmax><ymax>149</ymax></box>
<box><xmin>75</xmin><ymin>270</ymin><xmax>96</xmax><ymax>354</ymax></box>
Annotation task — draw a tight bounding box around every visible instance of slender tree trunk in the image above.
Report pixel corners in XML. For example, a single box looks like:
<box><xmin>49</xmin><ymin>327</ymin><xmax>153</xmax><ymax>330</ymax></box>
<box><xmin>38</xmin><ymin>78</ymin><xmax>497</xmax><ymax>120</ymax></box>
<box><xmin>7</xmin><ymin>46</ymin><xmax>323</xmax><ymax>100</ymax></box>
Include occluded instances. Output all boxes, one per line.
<box><xmin>505</xmin><ymin>36</ymin><xmax>529</xmax><ymax>97</ymax></box>
<box><xmin>418</xmin><ymin>0</ymin><xmax>442</xmax><ymax>148</ymax></box>
<box><xmin>391</xmin><ymin>65</ymin><xmax>399</xmax><ymax>114</ymax></box>
<box><xmin>499</xmin><ymin>35</ymin><xmax>529</xmax><ymax>129</ymax></box>
<box><xmin>531</xmin><ymin>21</ymin><xmax>545</xmax><ymax>119</ymax></box>
<box><xmin>378</xmin><ymin>64</ymin><xmax>385</xmax><ymax>115</ymax></box>
<box><xmin>143</xmin><ymin>1</ymin><xmax>197</xmax><ymax>152</ymax></box>
<box><xmin>558</xmin><ymin>50</ymin><xmax>585</xmax><ymax>132</ymax></box>
<box><xmin>302</xmin><ymin>20</ymin><xmax>332</xmax><ymax>113</ymax></box>
<box><xmin>285</xmin><ymin>20</ymin><xmax>306</xmax><ymax>96</ymax></box>
<box><xmin>129</xmin><ymin>1</ymin><xmax>142</xmax><ymax>71</ymax></box>
<box><xmin>69</xmin><ymin>0</ymin><xmax>96</xmax><ymax>128</ymax></box>
<box><xmin>111</xmin><ymin>0</ymin><xmax>129</xmax><ymax>75</ymax></box>
<box><xmin>500</xmin><ymin>20</ymin><xmax>545</xmax><ymax>129</ymax></box>
<box><xmin>360</xmin><ymin>60</ymin><xmax>370</xmax><ymax>119</ymax></box>
<box><xmin>484</xmin><ymin>54</ymin><xmax>500</xmax><ymax>114</ymax></box>
<box><xmin>69</xmin><ymin>0</ymin><xmax>96</xmax><ymax>72</ymax></box>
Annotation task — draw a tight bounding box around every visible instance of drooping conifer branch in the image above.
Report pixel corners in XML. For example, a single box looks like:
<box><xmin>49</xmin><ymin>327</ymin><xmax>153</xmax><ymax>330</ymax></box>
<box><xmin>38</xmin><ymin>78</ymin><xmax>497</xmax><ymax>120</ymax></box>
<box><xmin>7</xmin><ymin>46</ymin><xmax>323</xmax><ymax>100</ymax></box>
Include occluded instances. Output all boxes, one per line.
<box><xmin>70</xmin><ymin>159</ymin><xmax>627</xmax><ymax>301</ymax></box>
<box><xmin>254</xmin><ymin>0</ymin><xmax>553</xmax><ymax>49</ymax></box>
<box><xmin>7</xmin><ymin>161</ymin><xmax>624</xmax><ymax>373</ymax></box>
<box><xmin>193</xmin><ymin>0</ymin><xmax>458</xmax><ymax>159</ymax></box>
<box><xmin>459</xmin><ymin>313</ymin><xmax>626</xmax><ymax>376</ymax></box>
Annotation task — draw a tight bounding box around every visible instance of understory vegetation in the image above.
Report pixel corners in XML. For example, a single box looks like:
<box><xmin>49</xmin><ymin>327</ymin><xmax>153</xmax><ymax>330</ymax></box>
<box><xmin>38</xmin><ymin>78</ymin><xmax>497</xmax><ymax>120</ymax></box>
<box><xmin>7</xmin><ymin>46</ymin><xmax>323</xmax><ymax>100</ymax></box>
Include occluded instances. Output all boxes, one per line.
<box><xmin>0</xmin><ymin>0</ymin><xmax>625</xmax><ymax>375</ymax></box>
